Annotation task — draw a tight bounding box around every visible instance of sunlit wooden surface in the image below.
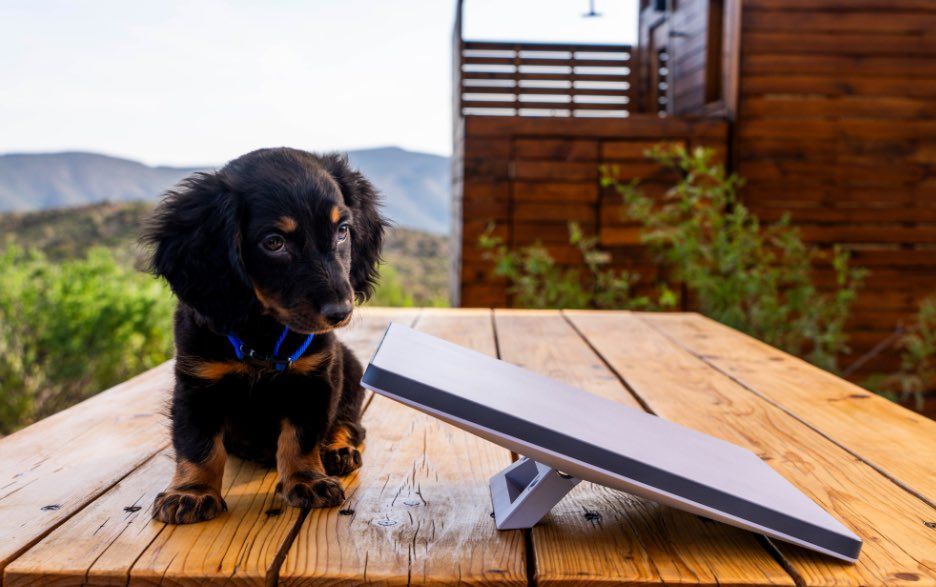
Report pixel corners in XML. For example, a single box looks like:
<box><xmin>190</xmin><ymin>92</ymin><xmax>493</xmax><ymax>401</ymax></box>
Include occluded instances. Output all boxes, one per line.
<box><xmin>1</xmin><ymin>308</ymin><xmax>934</xmax><ymax>586</ymax></box>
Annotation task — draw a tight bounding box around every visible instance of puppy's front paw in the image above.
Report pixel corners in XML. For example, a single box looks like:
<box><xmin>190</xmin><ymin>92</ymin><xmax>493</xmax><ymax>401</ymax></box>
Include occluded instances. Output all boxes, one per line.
<box><xmin>323</xmin><ymin>445</ymin><xmax>362</xmax><ymax>477</ymax></box>
<box><xmin>279</xmin><ymin>472</ymin><xmax>345</xmax><ymax>508</ymax></box>
<box><xmin>152</xmin><ymin>485</ymin><xmax>227</xmax><ymax>524</ymax></box>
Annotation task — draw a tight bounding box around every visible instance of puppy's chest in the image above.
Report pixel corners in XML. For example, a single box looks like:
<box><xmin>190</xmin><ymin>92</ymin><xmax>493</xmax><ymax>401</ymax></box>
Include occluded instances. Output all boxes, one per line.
<box><xmin>225</xmin><ymin>370</ymin><xmax>336</xmax><ymax>409</ymax></box>
<box><xmin>221</xmin><ymin>375</ymin><xmax>336</xmax><ymax>464</ymax></box>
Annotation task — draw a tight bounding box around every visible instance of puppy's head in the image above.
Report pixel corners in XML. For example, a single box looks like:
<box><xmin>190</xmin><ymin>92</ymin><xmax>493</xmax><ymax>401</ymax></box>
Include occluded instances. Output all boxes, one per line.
<box><xmin>144</xmin><ymin>148</ymin><xmax>388</xmax><ymax>334</ymax></box>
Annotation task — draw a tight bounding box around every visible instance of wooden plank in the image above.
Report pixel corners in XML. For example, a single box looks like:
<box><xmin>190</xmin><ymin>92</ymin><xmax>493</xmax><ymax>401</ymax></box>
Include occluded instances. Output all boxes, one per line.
<box><xmin>465</xmin><ymin>115</ymin><xmax>729</xmax><ymax>139</ymax></box>
<box><xmin>566</xmin><ymin>311</ymin><xmax>936</xmax><ymax>586</ymax></box>
<box><xmin>464</xmin><ymin>86</ymin><xmax>633</xmax><ymax>98</ymax></box>
<box><xmin>737</xmin><ymin>119</ymin><xmax>936</xmax><ymax>140</ymax></box>
<box><xmin>744</xmin><ymin>10</ymin><xmax>936</xmax><ymax>33</ymax></box>
<box><xmin>745</xmin><ymin>32</ymin><xmax>936</xmax><ymax>57</ymax></box>
<box><xmin>742</xmin><ymin>55</ymin><xmax>936</xmax><ymax>78</ymax></box>
<box><xmin>513</xmin><ymin>161</ymin><xmax>599</xmax><ymax>181</ymax></box>
<box><xmin>514</xmin><ymin>139</ymin><xmax>599</xmax><ymax>161</ymax></box>
<box><xmin>493</xmin><ymin>310</ymin><xmax>794</xmax><ymax>586</ymax></box>
<box><xmin>641</xmin><ymin>313</ymin><xmax>936</xmax><ymax>506</ymax></box>
<box><xmin>462</xmin><ymin>71</ymin><xmax>632</xmax><ymax>83</ymax></box>
<box><xmin>279</xmin><ymin>308</ymin><xmax>526</xmax><ymax>586</ymax></box>
<box><xmin>128</xmin><ymin>308</ymin><xmax>419</xmax><ymax>586</ymax></box>
<box><xmin>0</xmin><ymin>363</ymin><xmax>172</xmax><ymax>577</ymax></box>
<box><xmin>513</xmin><ymin>203</ymin><xmax>595</xmax><ymax>223</ymax></box>
<box><xmin>745</xmin><ymin>0</ymin><xmax>936</xmax><ymax>10</ymax></box>
<box><xmin>127</xmin><ymin>454</ymin><xmax>297</xmax><ymax>586</ymax></box>
<box><xmin>741</xmin><ymin>75</ymin><xmax>936</xmax><ymax>98</ymax></box>
<box><xmin>462</xmin><ymin>100</ymin><xmax>630</xmax><ymax>112</ymax></box>
<box><xmin>741</xmin><ymin>96</ymin><xmax>936</xmax><ymax>120</ymax></box>
<box><xmin>462</xmin><ymin>56</ymin><xmax>630</xmax><ymax>68</ymax></box>
<box><xmin>602</xmin><ymin>140</ymin><xmax>684</xmax><ymax>160</ymax></box>
<box><xmin>751</xmin><ymin>205</ymin><xmax>936</xmax><ymax>223</ymax></box>
<box><xmin>2</xmin><ymin>309</ymin><xmax>418</xmax><ymax>586</ymax></box>
<box><xmin>4</xmin><ymin>451</ymin><xmax>172</xmax><ymax>587</ymax></box>
<box><xmin>513</xmin><ymin>182</ymin><xmax>598</xmax><ymax>202</ymax></box>
<box><xmin>796</xmin><ymin>225</ymin><xmax>936</xmax><ymax>244</ymax></box>
<box><xmin>463</xmin><ymin>41</ymin><xmax>632</xmax><ymax>53</ymax></box>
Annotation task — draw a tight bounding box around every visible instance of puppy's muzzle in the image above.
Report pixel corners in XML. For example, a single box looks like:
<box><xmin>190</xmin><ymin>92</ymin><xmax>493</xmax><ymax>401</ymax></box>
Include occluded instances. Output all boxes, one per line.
<box><xmin>321</xmin><ymin>301</ymin><xmax>353</xmax><ymax>326</ymax></box>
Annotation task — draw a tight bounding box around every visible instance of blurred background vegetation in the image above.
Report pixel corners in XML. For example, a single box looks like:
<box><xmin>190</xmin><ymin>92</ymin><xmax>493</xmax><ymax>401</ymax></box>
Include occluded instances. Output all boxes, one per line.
<box><xmin>481</xmin><ymin>146</ymin><xmax>935</xmax><ymax>410</ymax></box>
<box><xmin>2</xmin><ymin>147</ymin><xmax>932</xmax><ymax>433</ymax></box>
<box><xmin>0</xmin><ymin>202</ymin><xmax>448</xmax><ymax>433</ymax></box>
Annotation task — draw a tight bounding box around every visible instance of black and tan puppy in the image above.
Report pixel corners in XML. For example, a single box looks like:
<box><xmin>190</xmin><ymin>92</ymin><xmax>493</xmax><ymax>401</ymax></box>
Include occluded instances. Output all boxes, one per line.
<box><xmin>144</xmin><ymin>147</ymin><xmax>386</xmax><ymax>524</ymax></box>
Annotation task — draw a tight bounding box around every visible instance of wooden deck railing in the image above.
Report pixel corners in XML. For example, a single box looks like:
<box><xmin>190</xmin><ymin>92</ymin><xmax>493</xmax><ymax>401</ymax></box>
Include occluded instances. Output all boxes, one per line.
<box><xmin>457</xmin><ymin>40</ymin><xmax>634</xmax><ymax>118</ymax></box>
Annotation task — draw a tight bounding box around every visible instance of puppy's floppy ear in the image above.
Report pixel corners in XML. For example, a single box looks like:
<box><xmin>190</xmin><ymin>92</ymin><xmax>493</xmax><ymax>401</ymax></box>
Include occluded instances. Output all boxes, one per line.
<box><xmin>322</xmin><ymin>154</ymin><xmax>389</xmax><ymax>301</ymax></box>
<box><xmin>143</xmin><ymin>172</ymin><xmax>258</xmax><ymax>332</ymax></box>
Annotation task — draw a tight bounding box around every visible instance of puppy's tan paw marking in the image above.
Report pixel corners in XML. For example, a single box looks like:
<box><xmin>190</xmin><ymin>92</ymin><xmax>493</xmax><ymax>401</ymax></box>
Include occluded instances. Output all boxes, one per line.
<box><xmin>323</xmin><ymin>445</ymin><xmax>363</xmax><ymax>477</ymax></box>
<box><xmin>280</xmin><ymin>472</ymin><xmax>345</xmax><ymax>508</ymax></box>
<box><xmin>152</xmin><ymin>485</ymin><xmax>227</xmax><ymax>524</ymax></box>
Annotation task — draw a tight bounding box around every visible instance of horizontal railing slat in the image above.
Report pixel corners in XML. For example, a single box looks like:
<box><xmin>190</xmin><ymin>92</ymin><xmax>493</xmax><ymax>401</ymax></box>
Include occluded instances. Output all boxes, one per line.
<box><xmin>458</xmin><ymin>39</ymin><xmax>635</xmax><ymax>117</ymax></box>
<box><xmin>462</xmin><ymin>56</ymin><xmax>631</xmax><ymax>67</ymax></box>
<box><xmin>463</xmin><ymin>40</ymin><xmax>632</xmax><ymax>53</ymax></box>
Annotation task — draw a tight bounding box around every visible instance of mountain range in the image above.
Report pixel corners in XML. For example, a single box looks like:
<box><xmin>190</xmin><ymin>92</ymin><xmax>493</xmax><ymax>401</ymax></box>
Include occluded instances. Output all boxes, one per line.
<box><xmin>0</xmin><ymin>147</ymin><xmax>450</xmax><ymax>234</ymax></box>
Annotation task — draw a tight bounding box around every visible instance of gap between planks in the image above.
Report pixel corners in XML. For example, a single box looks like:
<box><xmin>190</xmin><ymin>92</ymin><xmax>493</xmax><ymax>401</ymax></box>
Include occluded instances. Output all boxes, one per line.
<box><xmin>638</xmin><ymin>313</ymin><xmax>936</xmax><ymax>512</ymax></box>
<box><xmin>558</xmin><ymin>309</ymin><xmax>806</xmax><ymax>586</ymax></box>
<box><xmin>264</xmin><ymin>307</ymin><xmax>425</xmax><ymax>586</ymax></box>
<box><xmin>554</xmin><ymin>310</ymin><xmax>806</xmax><ymax>586</ymax></box>
<box><xmin>1</xmin><ymin>308</ymin><xmax>425</xmax><ymax>587</ymax></box>
<box><xmin>504</xmin><ymin>309</ymin><xmax>800</xmax><ymax>587</ymax></box>
<box><xmin>488</xmin><ymin>309</ymin><xmax>540</xmax><ymax>587</ymax></box>
<box><xmin>561</xmin><ymin>310</ymin><xmax>936</xmax><ymax>586</ymax></box>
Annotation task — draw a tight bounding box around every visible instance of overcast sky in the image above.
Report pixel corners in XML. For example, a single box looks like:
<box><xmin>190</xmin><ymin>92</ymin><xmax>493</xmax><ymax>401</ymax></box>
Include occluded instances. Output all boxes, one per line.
<box><xmin>0</xmin><ymin>0</ymin><xmax>636</xmax><ymax>166</ymax></box>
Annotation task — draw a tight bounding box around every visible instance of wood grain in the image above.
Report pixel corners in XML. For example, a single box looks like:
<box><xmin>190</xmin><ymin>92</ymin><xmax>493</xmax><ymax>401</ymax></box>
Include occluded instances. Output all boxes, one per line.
<box><xmin>4</xmin><ymin>450</ymin><xmax>172</xmax><ymax>587</ymax></box>
<box><xmin>1</xmin><ymin>308</ymin><xmax>418</xmax><ymax>586</ymax></box>
<box><xmin>493</xmin><ymin>309</ymin><xmax>794</xmax><ymax>586</ymax></box>
<box><xmin>128</xmin><ymin>308</ymin><xmax>421</xmax><ymax>586</ymax></box>
<box><xmin>279</xmin><ymin>308</ymin><xmax>527</xmax><ymax>586</ymax></box>
<box><xmin>566</xmin><ymin>311</ymin><xmax>936</xmax><ymax>586</ymax></box>
<box><xmin>641</xmin><ymin>313</ymin><xmax>936</xmax><ymax>507</ymax></box>
<box><xmin>0</xmin><ymin>363</ymin><xmax>172</xmax><ymax>577</ymax></box>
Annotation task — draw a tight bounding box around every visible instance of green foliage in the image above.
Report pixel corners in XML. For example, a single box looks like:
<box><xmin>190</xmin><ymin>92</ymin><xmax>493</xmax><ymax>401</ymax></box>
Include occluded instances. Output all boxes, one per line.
<box><xmin>478</xmin><ymin>222</ymin><xmax>676</xmax><ymax>310</ymax></box>
<box><xmin>369</xmin><ymin>263</ymin><xmax>448</xmax><ymax>308</ymax></box>
<box><xmin>0</xmin><ymin>202</ymin><xmax>454</xmax><ymax>432</ymax></box>
<box><xmin>603</xmin><ymin>145</ymin><xmax>865</xmax><ymax>371</ymax></box>
<box><xmin>866</xmin><ymin>298</ymin><xmax>936</xmax><ymax>410</ymax></box>
<box><xmin>0</xmin><ymin>245</ymin><xmax>175</xmax><ymax>433</ymax></box>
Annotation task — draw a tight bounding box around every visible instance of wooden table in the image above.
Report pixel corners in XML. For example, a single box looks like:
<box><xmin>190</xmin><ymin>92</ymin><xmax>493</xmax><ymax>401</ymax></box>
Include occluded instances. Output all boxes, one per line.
<box><xmin>1</xmin><ymin>308</ymin><xmax>934</xmax><ymax>586</ymax></box>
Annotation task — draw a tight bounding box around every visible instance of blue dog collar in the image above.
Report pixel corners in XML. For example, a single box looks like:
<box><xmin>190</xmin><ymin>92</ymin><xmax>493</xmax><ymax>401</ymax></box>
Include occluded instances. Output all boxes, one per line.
<box><xmin>226</xmin><ymin>325</ymin><xmax>315</xmax><ymax>372</ymax></box>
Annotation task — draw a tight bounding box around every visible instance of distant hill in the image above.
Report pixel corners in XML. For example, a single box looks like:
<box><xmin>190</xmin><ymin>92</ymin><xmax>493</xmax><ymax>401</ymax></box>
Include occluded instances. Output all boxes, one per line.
<box><xmin>0</xmin><ymin>147</ymin><xmax>450</xmax><ymax>234</ymax></box>
<box><xmin>0</xmin><ymin>201</ymin><xmax>450</xmax><ymax>305</ymax></box>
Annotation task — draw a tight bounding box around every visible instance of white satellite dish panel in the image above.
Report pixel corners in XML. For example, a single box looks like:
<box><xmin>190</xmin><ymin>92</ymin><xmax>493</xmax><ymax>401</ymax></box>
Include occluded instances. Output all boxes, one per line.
<box><xmin>361</xmin><ymin>323</ymin><xmax>862</xmax><ymax>563</ymax></box>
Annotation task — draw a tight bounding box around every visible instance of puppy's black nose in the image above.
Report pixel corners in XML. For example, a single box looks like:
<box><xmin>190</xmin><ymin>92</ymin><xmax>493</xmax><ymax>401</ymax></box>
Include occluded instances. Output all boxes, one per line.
<box><xmin>321</xmin><ymin>301</ymin><xmax>352</xmax><ymax>325</ymax></box>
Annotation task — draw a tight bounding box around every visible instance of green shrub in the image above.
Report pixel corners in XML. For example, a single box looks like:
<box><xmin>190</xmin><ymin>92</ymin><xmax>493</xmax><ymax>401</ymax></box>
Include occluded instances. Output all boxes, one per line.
<box><xmin>479</xmin><ymin>222</ymin><xmax>676</xmax><ymax>310</ymax></box>
<box><xmin>603</xmin><ymin>145</ymin><xmax>864</xmax><ymax>371</ymax></box>
<box><xmin>368</xmin><ymin>263</ymin><xmax>448</xmax><ymax>307</ymax></box>
<box><xmin>0</xmin><ymin>246</ymin><xmax>174</xmax><ymax>433</ymax></box>
<box><xmin>866</xmin><ymin>298</ymin><xmax>936</xmax><ymax>410</ymax></box>
<box><xmin>477</xmin><ymin>145</ymin><xmax>864</xmax><ymax>373</ymax></box>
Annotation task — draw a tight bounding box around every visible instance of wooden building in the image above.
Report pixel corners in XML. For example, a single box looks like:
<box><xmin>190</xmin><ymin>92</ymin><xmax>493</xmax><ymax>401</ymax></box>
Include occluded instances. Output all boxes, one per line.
<box><xmin>451</xmin><ymin>0</ymin><xmax>936</xmax><ymax>378</ymax></box>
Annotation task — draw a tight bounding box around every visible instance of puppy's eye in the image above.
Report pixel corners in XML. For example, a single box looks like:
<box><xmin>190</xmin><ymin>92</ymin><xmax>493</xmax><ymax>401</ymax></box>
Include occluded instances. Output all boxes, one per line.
<box><xmin>336</xmin><ymin>222</ymin><xmax>350</xmax><ymax>243</ymax></box>
<box><xmin>261</xmin><ymin>234</ymin><xmax>286</xmax><ymax>253</ymax></box>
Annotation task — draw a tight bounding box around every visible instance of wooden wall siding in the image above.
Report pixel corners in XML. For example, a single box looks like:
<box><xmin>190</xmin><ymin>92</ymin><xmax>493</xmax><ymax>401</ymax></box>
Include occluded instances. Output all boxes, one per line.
<box><xmin>638</xmin><ymin>0</ymin><xmax>740</xmax><ymax>117</ymax></box>
<box><xmin>734</xmin><ymin>0</ymin><xmax>936</xmax><ymax>376</ymax></box>
<box><xmin>453</xmin><ymin>115</ymin><xmax>729</xmax><ymax>308</ymax></box>
<box><xmin>668</xmin><ymin>0</ymin><xmax>711</xmax><ymax>115</ymax></box>
<box><xmin>457</xmin><ymin>41</ymin><xmax>634</xmax><ymax>118</ymax></box>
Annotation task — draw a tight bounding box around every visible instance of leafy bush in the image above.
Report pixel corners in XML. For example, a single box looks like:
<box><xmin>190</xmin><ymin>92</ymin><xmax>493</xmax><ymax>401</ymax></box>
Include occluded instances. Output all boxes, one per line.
<box><xmin>866</xmin><ymin>298</ymin><xmax>936</xmax><ymax>410</ymax></box>
<box><xmin>479</xmin><ymin>222</ymin><xmax>676</xmax><ymax>310</ymax></box>
<box><xmin>0</xmin><ymin>246</ymin><xmax>175</xmax><ymax>433</ymax></box>
<box><xmin>369</xmin><ymin>263</ymin><xmax>448</xmax><ymax>307</ymax></box>
<box><xmin>604</xmin><ymin>145</ymin><xmax>865</xmax><ymax>371</ymax></box>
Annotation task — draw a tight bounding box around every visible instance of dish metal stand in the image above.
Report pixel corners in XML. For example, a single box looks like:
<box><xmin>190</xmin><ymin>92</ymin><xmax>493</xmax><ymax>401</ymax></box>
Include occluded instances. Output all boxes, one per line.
<box><xmin>489</xmin><ymin>457</ymin><xmax>581</xmax><ymax>530</ymax></box>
